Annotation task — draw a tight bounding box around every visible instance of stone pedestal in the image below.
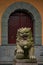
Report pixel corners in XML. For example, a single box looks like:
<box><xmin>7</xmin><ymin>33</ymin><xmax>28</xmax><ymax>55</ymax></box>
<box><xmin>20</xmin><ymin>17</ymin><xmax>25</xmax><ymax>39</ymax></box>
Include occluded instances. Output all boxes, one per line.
<box><xmin>13</xmin><ymin>59</ymin><xmax>38</xmax><ymax>65</ymax></box>
<box><xmin>16</xmin><ymin>63</ymin><xmax>38</xmax><ymax>65</ymax></box>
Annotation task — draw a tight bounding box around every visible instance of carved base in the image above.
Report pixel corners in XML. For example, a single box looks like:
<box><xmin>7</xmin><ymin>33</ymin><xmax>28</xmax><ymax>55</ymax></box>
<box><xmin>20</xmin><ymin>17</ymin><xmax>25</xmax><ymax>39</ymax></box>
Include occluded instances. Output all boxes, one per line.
<box><xmin>15</xmin><ymin>63</ymin><xmax>38</xmax><ymax>65</ymax></box>
<box><xmin>13</xmin><ymin>59</ymin><xmax>38</xmax><ymax>65</ymax></box>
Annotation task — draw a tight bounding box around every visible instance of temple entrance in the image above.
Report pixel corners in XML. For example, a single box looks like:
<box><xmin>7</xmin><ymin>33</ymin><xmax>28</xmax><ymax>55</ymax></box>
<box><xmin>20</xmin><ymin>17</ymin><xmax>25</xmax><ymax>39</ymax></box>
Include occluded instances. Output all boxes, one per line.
<box><xmin>8</xmin><ymin>9</ymin><xmax>34</xmax><ymax>44</ymax></box>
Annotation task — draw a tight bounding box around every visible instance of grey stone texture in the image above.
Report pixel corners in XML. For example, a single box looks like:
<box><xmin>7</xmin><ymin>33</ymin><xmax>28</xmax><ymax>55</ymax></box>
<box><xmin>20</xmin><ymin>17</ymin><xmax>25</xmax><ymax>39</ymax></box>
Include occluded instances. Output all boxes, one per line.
<box><xmin>16</xmin><ymin>63</ymin><xmax>38</xmax><ymax>65</ymax></box>
<box><xmin>13</xmin><ymin>59</ymin><xmax>38</xmax><ymax>65</ymax></box>
<box><xmin>15</xmin><ymin>63</ymin><xmax>38</xmax><ymax>65</ymax></box>
<box><xmin>14</xmin><ymin>59</ymin><xmax>37</xmax><ymax>63</ymax></box>
<box><xmin>0</xmin><ymin>46</ymin><xmax>43</xmax><ymax>64</ymax></box>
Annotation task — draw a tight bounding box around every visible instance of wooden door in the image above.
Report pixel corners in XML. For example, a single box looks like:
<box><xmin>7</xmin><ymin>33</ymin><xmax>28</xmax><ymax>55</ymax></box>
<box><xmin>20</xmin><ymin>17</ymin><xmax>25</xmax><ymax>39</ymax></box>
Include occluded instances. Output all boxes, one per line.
<box><xmin>8</xmin><ymin>11</ymin><xmax>33</xmax><ymax>44</ymax></box>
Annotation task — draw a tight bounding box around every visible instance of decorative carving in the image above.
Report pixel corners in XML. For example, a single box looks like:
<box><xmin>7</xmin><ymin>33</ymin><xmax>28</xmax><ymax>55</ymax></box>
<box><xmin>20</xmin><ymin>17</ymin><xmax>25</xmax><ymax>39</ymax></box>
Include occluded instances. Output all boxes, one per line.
<box><xmin>15</xmin><ymin>27</ymin><xmax>36</xmax><ymax>60</ymax></box>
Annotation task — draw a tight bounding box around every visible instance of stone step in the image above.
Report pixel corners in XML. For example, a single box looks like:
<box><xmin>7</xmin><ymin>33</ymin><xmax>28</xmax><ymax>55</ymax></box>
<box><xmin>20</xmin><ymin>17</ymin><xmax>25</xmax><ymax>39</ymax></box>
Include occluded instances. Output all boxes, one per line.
<box><xmin>16</xmin><ymin>63</ymin><xmax>38</xmax><ymax>65</ymax></box>
<box><xmin>13</xmin><ymin>59</ymin><xmax>38</xmax><ymax>65</ymax></box>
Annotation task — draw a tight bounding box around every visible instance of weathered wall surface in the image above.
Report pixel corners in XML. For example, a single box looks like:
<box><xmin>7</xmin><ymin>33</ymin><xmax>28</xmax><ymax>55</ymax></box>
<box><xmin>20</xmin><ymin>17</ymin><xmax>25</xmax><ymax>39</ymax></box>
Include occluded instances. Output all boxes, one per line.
<box><xmin>0</xmin><ymin>46</ymin><xmax>43</xmax><ymax>64</ymax></box>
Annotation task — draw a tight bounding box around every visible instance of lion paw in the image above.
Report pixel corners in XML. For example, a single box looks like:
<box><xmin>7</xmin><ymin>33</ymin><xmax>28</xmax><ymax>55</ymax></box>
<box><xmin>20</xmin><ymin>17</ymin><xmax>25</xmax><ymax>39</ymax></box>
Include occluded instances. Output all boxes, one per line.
<box><xmin>30</xmin><ymin>56</ymin><xmax>36</xmax><ymax>59</ymax></box>
<box><xmin>17</xmin><ymin>50</ymin><xmax>24</xmax><ymax>54</ymax></box>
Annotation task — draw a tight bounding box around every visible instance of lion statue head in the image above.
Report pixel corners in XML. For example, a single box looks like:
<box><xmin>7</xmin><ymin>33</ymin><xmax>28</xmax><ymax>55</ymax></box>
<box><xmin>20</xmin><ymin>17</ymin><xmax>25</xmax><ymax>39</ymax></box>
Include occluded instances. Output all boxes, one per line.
<box><xmin>16</xmin><ymin>27</ymin><xmax>34</xmax><ymax>49</ymax></box>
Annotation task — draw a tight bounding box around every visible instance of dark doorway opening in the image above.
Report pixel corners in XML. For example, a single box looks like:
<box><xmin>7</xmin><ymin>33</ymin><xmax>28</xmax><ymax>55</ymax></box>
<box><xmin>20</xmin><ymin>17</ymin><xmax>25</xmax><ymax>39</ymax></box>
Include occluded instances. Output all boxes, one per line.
<box><xmin>8</xmin><ymin>9</ymin><xmax>34</xmax><ymax>44</ymax></box>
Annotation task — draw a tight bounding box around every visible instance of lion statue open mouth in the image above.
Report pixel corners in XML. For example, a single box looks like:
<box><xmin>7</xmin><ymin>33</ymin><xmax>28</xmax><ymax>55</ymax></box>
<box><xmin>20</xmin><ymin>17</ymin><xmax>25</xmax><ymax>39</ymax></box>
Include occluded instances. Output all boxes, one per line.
<box><xmin>15</xmin><ymin>27</ymin><xmax>36</xmax><ymax>59</ymax></box>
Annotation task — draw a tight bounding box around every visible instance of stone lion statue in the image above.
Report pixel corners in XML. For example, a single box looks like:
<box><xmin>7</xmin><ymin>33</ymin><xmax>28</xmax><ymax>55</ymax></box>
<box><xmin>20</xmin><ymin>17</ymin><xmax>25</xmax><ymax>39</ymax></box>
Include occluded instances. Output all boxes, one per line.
<box><xmin>15</xmin><ymin>27</ymin><xmax>36</xmax><ymax>59</ymax></box>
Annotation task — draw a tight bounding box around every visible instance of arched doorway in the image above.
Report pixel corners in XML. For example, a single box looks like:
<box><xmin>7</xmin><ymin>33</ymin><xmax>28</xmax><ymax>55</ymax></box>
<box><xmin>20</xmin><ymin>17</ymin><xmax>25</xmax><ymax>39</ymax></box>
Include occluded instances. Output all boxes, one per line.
<box><xmin>8</xmin><ymin>9</ymin><xmax>34</xmax><ymax>44</ymax></box>
<box><xmin>2</xmin><ymin>2</ymin><xmax>42</xmax><ymax>45</ymax></box>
